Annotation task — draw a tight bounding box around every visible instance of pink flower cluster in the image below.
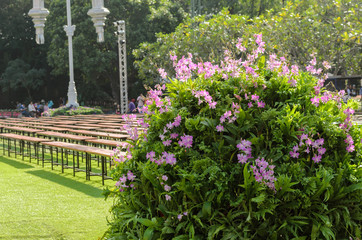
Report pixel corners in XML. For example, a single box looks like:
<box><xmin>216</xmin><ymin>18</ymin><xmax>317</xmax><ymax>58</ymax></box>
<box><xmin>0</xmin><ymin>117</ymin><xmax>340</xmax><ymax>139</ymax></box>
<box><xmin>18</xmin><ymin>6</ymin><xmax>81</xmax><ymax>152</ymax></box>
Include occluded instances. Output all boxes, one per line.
<box><xmin>340</xmin><ymin>108</ymin><xmax>354</xmax><ymax>132</ymax></box>
<box><xmin>310</xmin><ymin>89</ymin><xmax>345</xmax><ymax>107</ymax></box>
<box><xmin>345</xmin><ymin>135</ymin><xmax>355</xmax><ymax>152</ymax></box>
<box><xmin>305</xmin><ymin>55</ymin><xmax>323</xmax><ymax>76</ymax></box>
<box><xmin>143</xmin><ymin>84</ymin><xmax>171</xmax><ymax>115</ymax></box>
<box><xmin>121</xmin><ymin>114</ymin><xmax>139</xmax><ymax>141</ymax></box>
<box><xmin>290</xmin><ymin>133</ymin><xmax>326</xmax><ymax>163</ymax></box>
<box><xmin>174</xmin><ymin>53</ymin><xmax>197</xmax><ymax>82</ymax></box>
<box><xmin>160</xmin><ymin>115</ymin><xmax>182</xmax><ymax>147</ymax></box>
<box><xmin>245</xmin><ymin>93</ymin><xmax>265</xmax><ymax>108</ymax></box>
<box><xmin>250</xmin><ymin>158</ymin><xmax>276</xmax><ymax>190</ymax></box>
<box><xmin>216</xmin><ymin>102</ymin><xmax>241</xmax><ymax>132</ymax></box>
<box><xmin>115</xmin><ymin>170</ymin><xmax>136</xmax><ymax>192</ymax></box>
<box><xmin>192</xmin><ymin>90</ymin><xmax>217</xmax><ymax>109</ymax></box>
<box><xmin>177</xmin><ymin>212</ymin><xmax>188</xmax><ymax>221</ymax></box>
<box><xmin>220</xmin><ymin>50</ymin><xmax>242</xmax><ymax>79</ymax></box>
<box><xmin>178</xmin><ymin>134</ymin><xmax>193</xmax><ymax>148</ymax></box>
<box><xmin>159</xmin><ymin>175</ymin><xmax>172</xmax><ymax>192</ymax></box>
<box><xmin>158</xmin><ymin>68</ymin><xmax>167</xmax><ymax>79</ymax></box>
<box><xmin>340</xmin><ymin>108</ymin><xmax>356</xmax><ymax>153</ymax></box>
<box><xmin>159</xmin><ymin>175</ymin><xmax>173</xmax><ymax>201</ymax></box>
<box><xmin>197</xmin><ymin>61</ymin><xmax>221</xmax><ymax>79</ymax></box>
<box><xmin>146</xmin><ymin>151</ymin><xmax>177</xmax><ymax>165</ymax></box>
<box><xmin>236</xmin><ymin>138</ymin><xmax>253</xmax><ymax>164</ymax></box>
<box><xmin>267</xmin><ymin>54</ymin><xmax>301</xmax><ymax>87</ymax></box>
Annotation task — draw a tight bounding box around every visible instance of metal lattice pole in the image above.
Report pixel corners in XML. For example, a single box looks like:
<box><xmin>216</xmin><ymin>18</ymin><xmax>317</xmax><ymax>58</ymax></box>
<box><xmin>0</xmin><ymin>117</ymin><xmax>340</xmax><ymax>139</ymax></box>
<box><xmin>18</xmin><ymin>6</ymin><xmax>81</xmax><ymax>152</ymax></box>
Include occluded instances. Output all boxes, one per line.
<box><xmin>115</xmin><ymin>21</ymin><xmax>128</xmax><ymax>114</ymax></box>
<box><xmin>191</xmin><ymin>0</ymin><xmax>202</xmax><ymax>17</ymax></box>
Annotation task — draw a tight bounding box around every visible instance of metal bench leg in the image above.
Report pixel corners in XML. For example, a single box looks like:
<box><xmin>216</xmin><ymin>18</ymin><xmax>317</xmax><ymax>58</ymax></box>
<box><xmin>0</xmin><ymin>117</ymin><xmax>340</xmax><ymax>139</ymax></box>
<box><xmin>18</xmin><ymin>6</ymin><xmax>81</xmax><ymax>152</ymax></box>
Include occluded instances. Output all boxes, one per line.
<box><xmin>42</xmin><ymin>145</ymin><xmax>45</xmax><ymax>167</ymax></box>
<box><xmin>101</xmin><ymin>156</ymin><xmax>105</xmax><ymax>185</ymax></box>
<box><xmin>85</xmin><ymin>153</ymin><xmax>90</xmax><ymax>181</ymax></box>
<box><xmin>50</xmin><ymin>147</ymin><xmax>54</xmax><ymax>170</ymax></box>
<box><xmin>61</xmin><ymin>148</ymin><xmax>64</xmax><ymax>173</ymax></box>
<box><xmin>7</xmin><ymin>139</ymin><xmax>10</xmax><ymax>157</ymax></box>
<box><xmin>14</xmin><ymin>139</ymin><xmax>17</xmax><ymax>158</ymax></box>
<box><xmin>21</xmin><ymin>141</ymin><xmax>25</xmax><ymax>161</ymax></box>
<box><xmin>28</xmin><ymin>142</ymin><xmax>31</xmax><ymax>163</ymax></box>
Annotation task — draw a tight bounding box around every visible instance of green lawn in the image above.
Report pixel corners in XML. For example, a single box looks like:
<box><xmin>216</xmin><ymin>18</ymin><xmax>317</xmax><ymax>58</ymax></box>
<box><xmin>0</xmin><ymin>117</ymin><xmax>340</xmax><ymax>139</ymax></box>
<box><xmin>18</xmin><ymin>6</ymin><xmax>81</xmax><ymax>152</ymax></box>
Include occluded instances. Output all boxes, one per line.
<box><xmin>0</xmin><ymin>155</ymin><xmax>115</xmax><ymax>240</ymax></box>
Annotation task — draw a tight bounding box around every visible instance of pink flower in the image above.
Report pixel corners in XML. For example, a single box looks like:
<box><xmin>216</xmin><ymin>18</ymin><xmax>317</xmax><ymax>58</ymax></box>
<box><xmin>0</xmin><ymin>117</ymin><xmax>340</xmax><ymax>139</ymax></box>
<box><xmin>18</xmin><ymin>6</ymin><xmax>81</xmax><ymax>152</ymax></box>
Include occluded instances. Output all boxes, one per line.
<box><xmin>317</xmin><ymin>147</ymin><xmax>326</xmax><ymax>155</ymax></box>
<box><xmin>170</xmin><ymin>133</ymin><xmax>179</xmax><ymax>139</ymax></box>
<box><xmin>251</xmin><ymin>94</ymin><xmax>259</xmax><ymax>101</ymax></box>
<box><xmin>146</xmin><ymin>151</ymin><xmax>155</xmax><ymax>159</ymax></box>
<box><xmin>322</xmin><ymin>61</ymin><xmax>331</xmax><ymax>69</ymax></box>
<box><xmin>290</xmin><ymin>151</ymin><xmax>299</xmax><ymax>159</ymax></box>
<box><xmin>173</xmin><ymin>115</ymin><xmax>182</xmax><ymax>127</ymax></box>
<box><xmin>164</xmin><ymin>185</ymin><xmax>171</xmax><ymax>192</ymax></box>
<box><xmin>312</xmin><ymin>154</ymin><xmax>322</xmax><ymax>163</ymax></box>
<box><xmin>216</xmin><ymin>125</ymin><xmax>224</xmax><ymax>132</ymax></box>
<box><xmin>178</xmin><ymin>135</ymin><xmax>193</xmax><ymax>148</ymax></box>
<box><xmin>248</xmin><ymin>102</ymin><xmax>253</xmax><ymax>108</ymax></box>
<box><xmin>311</xmin><ymin>96</ymin><xmax>320</xmax><ymax>107</ymax></box>
<box><xmin>158</xmin><ymin>68</ymin><xmax>167</xmax><ymax>79</ymax></box>
<box><xmin>165</xmin><ymin>194</ymin><xmax>171</xmax><ymax>201</ymax></box>
<box><xmin>257</xmin><ymin>101</ymin><xmax>265</xmax><ymax>108</ymax></box>
<box><xmin>346</xmin><ymin>144</ymin><xmax>355</xmax><ymax>152</ymax></box>
<box><xmin>209</xmin><ymin>101</ymin><xmax>217</xmax><ymax>109</ymax></box>
<box><xmin>119</xmin><ymin>175</ymin><xmax>127</xmax><ymax>183</ymax></box>
<box><xmin>237</xmin><ymin>154</ymin><xmax>249</xmax><ymax>164</ymax></box>
<box><xmin>127</xmin><ymin>171</ymin><xmax>136</xmax><ymax>181</ymax></box>
<box><xmin>163</xmin><ymin>139</ymin><xmax>172</xmax><ymax>146</ymax></box>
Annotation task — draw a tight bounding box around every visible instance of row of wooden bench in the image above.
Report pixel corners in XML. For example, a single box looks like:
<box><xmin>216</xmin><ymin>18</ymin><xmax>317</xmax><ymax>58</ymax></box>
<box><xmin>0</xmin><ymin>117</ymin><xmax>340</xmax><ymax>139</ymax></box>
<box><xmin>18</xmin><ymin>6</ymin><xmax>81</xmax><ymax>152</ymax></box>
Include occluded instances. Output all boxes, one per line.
<box><xmin>0</xmin><ymin>133</ymin><xmax>126</xmax><ymax>185</ymax></box>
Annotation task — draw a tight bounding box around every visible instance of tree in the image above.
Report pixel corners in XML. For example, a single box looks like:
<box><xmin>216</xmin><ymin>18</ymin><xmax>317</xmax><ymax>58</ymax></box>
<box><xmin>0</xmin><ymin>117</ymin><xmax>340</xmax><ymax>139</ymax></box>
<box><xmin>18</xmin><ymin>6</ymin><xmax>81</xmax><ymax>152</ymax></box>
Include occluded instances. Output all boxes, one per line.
<box><xmin>134</xmin><ymin>0</ymin><xmax>361</xmax><ymax>87</ymax></box>
<box><xmin>0</xmin><ymin>59</ymin><xmax>45</xmax><ymax>100</ymax></box>
<box><xmin>0</xmin><ymin>0</ymin><xmax>52</xmax><ymax>106</ymax></box>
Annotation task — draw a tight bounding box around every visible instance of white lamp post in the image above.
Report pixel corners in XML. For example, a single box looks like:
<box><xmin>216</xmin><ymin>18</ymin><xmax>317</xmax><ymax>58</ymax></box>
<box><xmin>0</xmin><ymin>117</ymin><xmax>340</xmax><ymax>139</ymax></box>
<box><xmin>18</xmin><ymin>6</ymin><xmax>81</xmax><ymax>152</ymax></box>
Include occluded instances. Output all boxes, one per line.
<box><xmin>28</xmin><ymin>0</ymin><xmax>110</xmax><ymax>108</ymax></box>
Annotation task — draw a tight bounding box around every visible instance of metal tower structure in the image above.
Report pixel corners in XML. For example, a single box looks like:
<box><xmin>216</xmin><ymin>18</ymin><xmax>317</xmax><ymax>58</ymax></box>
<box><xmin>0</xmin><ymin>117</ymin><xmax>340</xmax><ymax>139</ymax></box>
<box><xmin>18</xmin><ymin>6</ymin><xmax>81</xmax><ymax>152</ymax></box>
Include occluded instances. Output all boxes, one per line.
<box><xmin>114</xmin><ymin>20</ymin><xmax>128</xmax><ymax>114</ymax></box>
<box><xmin>191</xmin><ymin>0</ymin><xmax>202</xmax><ymax>17</ymax></box>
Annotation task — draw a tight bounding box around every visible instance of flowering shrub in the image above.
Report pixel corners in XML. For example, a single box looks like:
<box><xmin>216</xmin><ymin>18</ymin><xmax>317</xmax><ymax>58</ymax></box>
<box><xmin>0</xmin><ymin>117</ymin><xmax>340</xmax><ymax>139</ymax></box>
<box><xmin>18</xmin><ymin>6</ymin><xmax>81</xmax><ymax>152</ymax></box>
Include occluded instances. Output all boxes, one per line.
<box><xmin>104</xmin><ymin>35</ymin><xmax>362</xmax><ymax>239</ymax></box>
<box><xmin>43</xmin><ymin>106</ymin><xmax>103</xmax><ymax>117</ymax></box>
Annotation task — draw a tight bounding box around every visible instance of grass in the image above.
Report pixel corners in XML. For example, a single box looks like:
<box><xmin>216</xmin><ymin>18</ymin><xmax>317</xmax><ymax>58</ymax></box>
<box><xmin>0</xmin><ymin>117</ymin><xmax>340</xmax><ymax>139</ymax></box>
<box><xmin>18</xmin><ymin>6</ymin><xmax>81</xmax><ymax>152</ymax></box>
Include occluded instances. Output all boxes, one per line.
<box><xmin>0</xmin><ymin>153</ymin><xmax>115</xmax><ymax>240</ymax></box>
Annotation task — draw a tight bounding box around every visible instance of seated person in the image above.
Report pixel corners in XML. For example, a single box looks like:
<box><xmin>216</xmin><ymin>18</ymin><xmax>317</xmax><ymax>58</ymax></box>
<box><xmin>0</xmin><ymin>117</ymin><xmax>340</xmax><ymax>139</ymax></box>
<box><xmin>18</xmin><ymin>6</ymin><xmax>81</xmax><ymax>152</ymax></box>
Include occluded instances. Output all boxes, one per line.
<box><xmin>128</xmin><ymin>99</ymin><xmax>137</xmax><ymax>113</ymax></box>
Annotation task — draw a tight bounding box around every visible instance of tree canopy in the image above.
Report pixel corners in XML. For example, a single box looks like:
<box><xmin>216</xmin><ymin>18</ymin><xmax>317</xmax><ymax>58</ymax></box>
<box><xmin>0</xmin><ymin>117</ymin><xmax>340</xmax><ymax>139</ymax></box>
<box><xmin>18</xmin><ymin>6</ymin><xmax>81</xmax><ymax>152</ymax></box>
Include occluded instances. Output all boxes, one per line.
<box><xmin>134</xmin><ymin>0</ymin><xmax>362</xmax><ymax>86</ymax></box>
<box><xmin>0</xmin><ymin>0</ymin><xmax>360</xmax><ymax>107</ymax></box>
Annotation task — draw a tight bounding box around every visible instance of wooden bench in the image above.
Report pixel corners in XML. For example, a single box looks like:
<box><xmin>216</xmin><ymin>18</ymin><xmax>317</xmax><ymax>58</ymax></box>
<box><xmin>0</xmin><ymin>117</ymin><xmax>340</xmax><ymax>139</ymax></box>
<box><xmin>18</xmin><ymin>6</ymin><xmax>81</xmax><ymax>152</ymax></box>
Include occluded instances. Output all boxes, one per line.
<box><xmin>0</xmin><ymin>133</ymin><xmax>53</xmax><ymax>164</ymax></box>
<box><xmin>85</xmin><ymin>139</ymin><xmax>129</xmax><ymax>149</ymax></box>
<box><xmin>36</xmin><ymin>131</ymin><xmax>97</xmax><ymax>143</ymax></box>
<box><xmin>2</xmin><ymin>126</ymin><xmax>43</xmax><ymax>136</ymax></box>
<box><xmin>40</xmin><ymin>141</ymin><xmax>117</xmax><ymax>185</ymax></box>
<box><xmin>68</xmin><ymin>129</ymin><xmax>129</xmax><ymax>140</ymax></box>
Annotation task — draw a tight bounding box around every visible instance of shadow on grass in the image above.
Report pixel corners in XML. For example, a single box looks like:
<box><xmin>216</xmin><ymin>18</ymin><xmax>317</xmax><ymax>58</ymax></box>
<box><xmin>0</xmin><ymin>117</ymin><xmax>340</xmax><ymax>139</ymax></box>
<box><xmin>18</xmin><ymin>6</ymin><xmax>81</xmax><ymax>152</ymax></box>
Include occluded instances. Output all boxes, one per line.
<box><xmin>26</xmin><ymin>170</ymin><xmax>104</xmax><ymax>198</ymax></box>
<box><xmin>0</xmin><ymin>156</ymin><xmax>34</xmax><ymax>169</ymax></box>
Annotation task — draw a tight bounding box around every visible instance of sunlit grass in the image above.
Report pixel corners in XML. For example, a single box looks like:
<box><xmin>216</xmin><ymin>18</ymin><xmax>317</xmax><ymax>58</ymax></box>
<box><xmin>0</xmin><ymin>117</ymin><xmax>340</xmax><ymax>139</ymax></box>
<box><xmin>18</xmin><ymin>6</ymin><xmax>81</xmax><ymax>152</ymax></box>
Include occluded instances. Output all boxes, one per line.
<box><xmin>0</xmin><ymin>154</ymin><xmax>115</xmax><ymax>240</ymax></box>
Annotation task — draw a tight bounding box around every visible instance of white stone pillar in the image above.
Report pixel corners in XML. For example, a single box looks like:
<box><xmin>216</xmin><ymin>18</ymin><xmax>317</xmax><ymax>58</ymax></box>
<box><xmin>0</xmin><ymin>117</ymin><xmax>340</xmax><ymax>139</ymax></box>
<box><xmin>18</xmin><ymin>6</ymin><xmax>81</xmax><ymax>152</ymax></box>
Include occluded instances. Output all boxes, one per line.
<box><xmin>88</xmin><ymin>0</ymin><xmax>110</xmax><ymax>43</ymax></box>
<box><xmin>28</xmin><ymin>0</ymin><xmax>49</xmax><ymax>44</ymax></box>
<box><xmin>64</xmin><ymin>0</ymin><xmax>79</xmax><ymax>107</ymax></box>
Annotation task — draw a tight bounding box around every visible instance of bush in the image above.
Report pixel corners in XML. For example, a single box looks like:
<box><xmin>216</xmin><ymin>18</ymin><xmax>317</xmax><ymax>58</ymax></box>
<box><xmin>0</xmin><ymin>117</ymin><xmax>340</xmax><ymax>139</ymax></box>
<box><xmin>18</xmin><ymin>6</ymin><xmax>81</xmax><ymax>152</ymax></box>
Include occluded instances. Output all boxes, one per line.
<box><xmin>104</xmin><ymin>35</ymin><xmax>362</xmax><ymax>239</ymax></box>
<box><xmin>43</xmin><ymin>106</ymin><xmax>103</xmax><ymax>117</ymax></box>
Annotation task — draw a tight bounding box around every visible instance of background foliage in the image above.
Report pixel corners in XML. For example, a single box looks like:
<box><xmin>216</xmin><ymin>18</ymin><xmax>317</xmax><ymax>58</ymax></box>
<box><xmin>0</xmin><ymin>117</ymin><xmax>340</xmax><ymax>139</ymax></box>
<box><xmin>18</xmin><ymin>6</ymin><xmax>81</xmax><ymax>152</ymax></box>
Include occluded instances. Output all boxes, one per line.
<box><xmin>0</xmin><ymin>0</ymin><xmax>360</xmax><ymax>108</ymax></box>
<box><xmin>134</xmin><ymin>0</ymin><xmax>362</xmax><ymax>87</ymax></box>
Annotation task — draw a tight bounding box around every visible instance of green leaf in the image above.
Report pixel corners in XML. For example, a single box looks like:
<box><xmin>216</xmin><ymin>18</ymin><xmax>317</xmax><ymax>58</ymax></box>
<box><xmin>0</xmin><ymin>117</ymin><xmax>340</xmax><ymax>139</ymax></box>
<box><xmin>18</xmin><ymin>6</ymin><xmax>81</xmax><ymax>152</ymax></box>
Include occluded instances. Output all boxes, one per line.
<box><xmin>202</xmin><ymin>201</ymin><xmax>212</xmax><ymax>217</ymax></box>
<box><xmin>143</xmin><ymin>227</ymin><xmax>154</xmax><ymax>240</ymax></box>
<box><xmin>251</xmin><ymin>193</ymin><xmax>265</xmax><ymax>203</ymax></box>
<box><xmin>138</xmin><ymin>218</ymin><xmax>155</xmax><ymax>227</ymax></box>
